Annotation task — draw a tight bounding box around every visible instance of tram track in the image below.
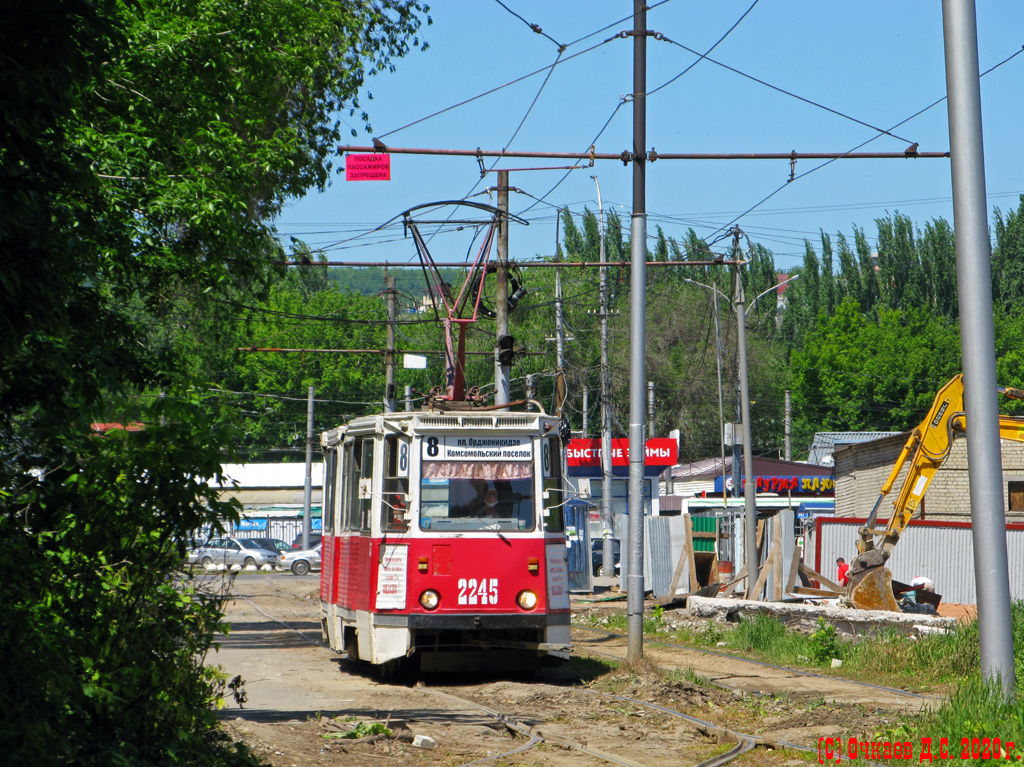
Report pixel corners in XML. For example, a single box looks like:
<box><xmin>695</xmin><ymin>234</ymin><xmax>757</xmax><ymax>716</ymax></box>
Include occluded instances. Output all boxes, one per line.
<box><xmin>572</xmin><ymin>621</ymin><xmax>934</xmax><ymax>709</ymax></box>
<box><xmin>224</xmin><ymin>574</ymin><xmax>818</xmax><ymax>767</ymax></box>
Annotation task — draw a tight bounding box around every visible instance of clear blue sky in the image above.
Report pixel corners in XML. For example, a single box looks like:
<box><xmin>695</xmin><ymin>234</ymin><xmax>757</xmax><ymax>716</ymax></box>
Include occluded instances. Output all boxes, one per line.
<box><xmin>274</xmin><ymin>1</ymin><xmax>1024</xmax><ymax>272</ymax></box>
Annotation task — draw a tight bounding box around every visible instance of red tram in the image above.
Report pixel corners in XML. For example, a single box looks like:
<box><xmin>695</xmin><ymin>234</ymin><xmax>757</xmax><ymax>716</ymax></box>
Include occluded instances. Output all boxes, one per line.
<box><xmin>318</xmin><ymin>407</ymin><xmax>571</xmax><ymax>672</ymax></box>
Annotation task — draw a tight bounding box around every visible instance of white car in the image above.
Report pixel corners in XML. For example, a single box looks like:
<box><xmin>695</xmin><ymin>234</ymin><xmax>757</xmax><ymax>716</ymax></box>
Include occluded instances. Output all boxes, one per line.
<box><xmin>193</xmin><ymin>536</ymin><xmax>281</xmax><ymax>569</ymax></box>
<box><xmin>280</xmin><ymin>543</ymin><xmax>321</xmax><ymax>576</ymax></box>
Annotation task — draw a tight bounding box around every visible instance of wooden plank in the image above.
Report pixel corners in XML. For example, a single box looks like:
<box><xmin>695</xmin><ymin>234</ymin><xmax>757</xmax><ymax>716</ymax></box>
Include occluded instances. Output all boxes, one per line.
<box><xmin>685</xmin><ymin>514</ymin><xmax>698</xmax><ymax>590</ymax></box>
<box><xmin>770</xmin><ymin>515</ymin><xmax>784</xmax><ymax>601</ymax></box>
<box><xmin>748</xmin><ymin>550</ymin><xmax>772</xmax><ymax>600</ymax></box>
<box><xmin>666</xmin><ymin>515</ymin><xmax>692</xmax><ymax>596</ymax></box>
<box><xmin>785</xmin><ymin>541</ymin><xmax>802</xmax><ymax>593</ymax></box>
<box><xmin>794</xmin><ymin>586</ymin><xmax>843</xmax><ymax>597</ymax></box>
<box><xmin>799</xmin><ymin>561</ymin><xmax>844</xmax><ymax>594</ymax></box>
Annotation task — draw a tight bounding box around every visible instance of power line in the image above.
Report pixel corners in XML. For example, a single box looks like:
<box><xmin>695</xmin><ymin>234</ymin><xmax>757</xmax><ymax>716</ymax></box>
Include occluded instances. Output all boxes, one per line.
<box><xmin>373</xmin><ymin>37</ymin><xmax>617</xmax><ymax>141</ymax></box>
<box><xmin>647</xmin><ymin>0</ymin><xmax>760</xmax><ymax>98</ymax></box>
<box><xmin>706</xmin><ymin>42</ymin><xmax>1024</xmax><ymax>240</ymax></box>
<box><xmin>490</xmin><ymin>0</ymin><xmax>565</xmax><ymax>49</ymax></box>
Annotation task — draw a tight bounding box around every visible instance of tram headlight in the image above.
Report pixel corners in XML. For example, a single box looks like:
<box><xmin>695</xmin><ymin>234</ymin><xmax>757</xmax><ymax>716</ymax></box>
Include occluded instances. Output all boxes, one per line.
<box><xmin>419</xmin><ymin>589</ymin><xmax>440</xmax><ymax>610</ymax></box>
<box><xmin>516</xmin><ymin>589</ymin><xmax>538</xmax><ymax>611</ymax></box>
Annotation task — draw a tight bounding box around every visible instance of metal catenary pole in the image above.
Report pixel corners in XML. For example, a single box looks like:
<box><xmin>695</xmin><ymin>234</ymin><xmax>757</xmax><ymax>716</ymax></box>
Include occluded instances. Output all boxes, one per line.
<box><xmin>784</xmin><ymin>389</ymin><xmax>792</xmax><ymax>462</ymax></box>
<box><xmin>302</xmin><ymin>385</ymin><xmax>314</xmax><ymax>550</ymax></box>
<box><xmin>733</xmin><ymin>230</ymin><xmax>759</xmax><ymax>599</ymax></box>
<box><xmin>594</xmin><ymin>175</ymin><xmax>616</xmax><ymax>579</ymax></box>
<box><xmin>712</xmin><ymin>283</ymin><xmax>728</xmax><ymax>536</ymax></box>
<box><xmin>495</xmin><ymin>169</ymin><xmax>511</xmax><ymax>407</ymax></box>
<box><xmin>942</xmin><ymin>0</ymin><xmax>1015</xmax><ymax>693</ymax></box>
<box><xmin>555</xmin><ymin>261</ymin><xmax>566</xmax><ymax>417</ymax></box>
<box><xmin>385</xmin><ymin>273</ymin><xmax>397</xmax><ymax>412</ymax></box>
<box><xmin>626</xmin><ymin>0</ymin><xmax>648</xmax><ymax>662</ymax></box>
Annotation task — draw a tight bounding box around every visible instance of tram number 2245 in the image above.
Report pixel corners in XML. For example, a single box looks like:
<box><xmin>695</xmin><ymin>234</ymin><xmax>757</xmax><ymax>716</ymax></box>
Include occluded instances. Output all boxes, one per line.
<box><xmin>458</xmin><ymin>578</ymin><xmax>498</xmax><ymax>606</ymax></box>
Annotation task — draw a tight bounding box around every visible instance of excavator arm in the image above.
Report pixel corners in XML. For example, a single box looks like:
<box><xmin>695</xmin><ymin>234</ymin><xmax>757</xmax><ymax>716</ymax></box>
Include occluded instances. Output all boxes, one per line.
<box><xmin>846</xmin><ymin>375</ymin><xmax>1024</xmax><ymax>611</ymax></box>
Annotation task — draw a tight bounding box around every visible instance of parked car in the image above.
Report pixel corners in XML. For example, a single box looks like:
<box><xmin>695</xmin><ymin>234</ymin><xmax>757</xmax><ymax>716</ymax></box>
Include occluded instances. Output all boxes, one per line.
<box><xmin>279</xmin><ymin>543</ymin><xmax>322</xmax><ymax>576</ymax></box>
<box><xmin>184</xmin><ymin>541</ymin><xmax>206</xmax><ymax>566</ymax></box>
<box><xmin>591</xmin><ymin>538</ymin><xmax>621</xmax><ymax>576</ymax></box>
<box><xmin>245</xmin><ymin>537</ymin><xmax>289</xmax><ymax>554</ymax></box>
<box><xmin>194</xmin><ymin>537</ymin><xmax>281</xmax><ymax>569</ymax></box>
<box><xmin>290</xmin><ymin>532</ymin><xmax>322</xmax><ymax>550</ymax></box>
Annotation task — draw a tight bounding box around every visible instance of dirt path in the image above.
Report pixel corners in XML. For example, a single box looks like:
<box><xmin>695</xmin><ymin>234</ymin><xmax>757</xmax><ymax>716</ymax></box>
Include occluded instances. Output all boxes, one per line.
<box><xmin>573</xmin><ymin>626</ymin><xmax>932</xmax><ymax>709</ymax></box>
<box><xmin>209</xmin><ymin>573</ymin><xmax>933</xmax><ymax>766</ymax></box>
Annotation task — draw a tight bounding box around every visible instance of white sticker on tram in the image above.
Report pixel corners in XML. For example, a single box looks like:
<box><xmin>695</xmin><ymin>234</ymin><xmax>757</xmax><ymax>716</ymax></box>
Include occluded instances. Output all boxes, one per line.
<box><xmin>376</xmin><ymin>545</ymin><xmax>408</xmax><ymax>610</ymax></box>
<box><xmin>422</xmin><ymin>435</ymin><xmax>533</xmax><ymax>461</ymax></box>
<box><xmin>457</xmin><ymin>577</ymin><xmax>498</xmax><ymax>606</ymax></box>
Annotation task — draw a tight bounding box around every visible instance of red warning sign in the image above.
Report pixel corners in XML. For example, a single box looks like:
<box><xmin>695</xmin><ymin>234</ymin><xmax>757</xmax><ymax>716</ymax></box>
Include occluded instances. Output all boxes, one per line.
<box><xmin>345</xmin><ymin>154</ymin><xmax>391</xmax><ymax>181</ymax></box>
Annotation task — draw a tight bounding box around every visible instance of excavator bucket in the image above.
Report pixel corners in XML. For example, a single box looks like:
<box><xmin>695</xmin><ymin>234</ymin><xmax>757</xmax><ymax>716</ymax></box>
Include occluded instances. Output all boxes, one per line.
<box><xmin>847</xmin><ymin>566</ymin><xmax>901</xmax><ymax>612</ymax></box>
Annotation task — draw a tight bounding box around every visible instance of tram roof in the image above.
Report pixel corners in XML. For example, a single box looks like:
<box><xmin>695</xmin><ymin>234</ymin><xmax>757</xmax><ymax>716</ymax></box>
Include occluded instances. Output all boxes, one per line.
<box><xmin>321</xmin><ymin>407</ymin><xmax>560</xmax><ymax>446</ymax></box>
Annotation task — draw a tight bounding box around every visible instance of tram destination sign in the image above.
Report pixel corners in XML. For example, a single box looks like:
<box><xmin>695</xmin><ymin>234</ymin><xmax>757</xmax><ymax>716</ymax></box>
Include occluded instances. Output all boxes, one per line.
<box><xmin>422</xmin><ymin>435</ymin><xmax>533</xmax><ymax>461</ymax></box>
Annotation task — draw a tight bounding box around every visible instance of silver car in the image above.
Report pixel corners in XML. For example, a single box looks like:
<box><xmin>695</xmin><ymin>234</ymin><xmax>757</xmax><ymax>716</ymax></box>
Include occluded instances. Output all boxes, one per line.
<box><xmin>279</xmin><ymin>543</ymin><xmax>321</xmax><ymax>576</ymax></box>
<box><xmin>194</xmin><ymin>537</ymin><xmax>281</xmax><ymax>569</ymax></box>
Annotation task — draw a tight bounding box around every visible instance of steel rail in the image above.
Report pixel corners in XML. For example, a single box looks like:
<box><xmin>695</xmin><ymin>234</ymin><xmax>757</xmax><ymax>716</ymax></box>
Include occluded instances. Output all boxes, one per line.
<box><xmin>227</xmin><ymin>575</ymin><xmax>805</xmax><ymax>767</ymax></box>
<box><xmin>572</xmin><ymin>622</ymin><xmax>929</xmax><ymax>700</ymax></box>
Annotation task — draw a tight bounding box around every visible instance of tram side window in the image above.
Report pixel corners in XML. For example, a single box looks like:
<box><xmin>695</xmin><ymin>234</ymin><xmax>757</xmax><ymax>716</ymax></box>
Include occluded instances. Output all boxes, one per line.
<box><xmin>341</xmin><ymin>441</ymin><xmax>358</xmax><ymax>531</ymax></box>
<box><xmin>340</xmin><ymin>437</ymin><xmax>373</xmax><ymax>532</ymax></box>
<box><xmin>322</xmin><ymin>448</ymin><xmax>337</xmax><ymax>534</ymax></box>
<box><xmin>357</xmin><ymin>438</ymin><xmax>374</xmax><ymax>532</ymax></box>
<box><xmin>381</xmin><ymin>435</ymin><xmax>410</xmax><ymax>532</ymax></box>
<box><xmin>542</xmin><ymin>437</ymin><xmax>564</xmax><ymax>532</ymax></box>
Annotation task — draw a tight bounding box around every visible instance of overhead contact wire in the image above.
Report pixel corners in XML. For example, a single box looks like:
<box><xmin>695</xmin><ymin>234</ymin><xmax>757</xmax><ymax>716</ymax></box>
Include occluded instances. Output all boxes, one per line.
<box><xmin>490</xmin><ymin>0</ymin><xmax>564</xmax><ymax>49</ymax></box>
<box><xmin>374</xmin><ymin>38</ymin><xmax>616</xmax><ymax>141</ymax></box>
<box><xmin>647</xmin><ymin>0</ymin><xmax>761</xmax><ymax>98</ymax></box>
<box><xmin>706</xmin><ymin>43</ymin><xmax>1024</xmax><ymax>240</ymax></box>
<box><xmin>660</xmin><ymin>36</ymin><xmax>915</xmax><ymax>144</ymax></box>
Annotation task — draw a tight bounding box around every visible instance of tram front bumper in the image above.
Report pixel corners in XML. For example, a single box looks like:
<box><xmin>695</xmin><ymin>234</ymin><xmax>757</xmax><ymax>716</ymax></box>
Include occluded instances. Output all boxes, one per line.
<box><xmin>373</xmin><ymin>611</ymin><xmax>570</xmax><ymax>631</ymax></box>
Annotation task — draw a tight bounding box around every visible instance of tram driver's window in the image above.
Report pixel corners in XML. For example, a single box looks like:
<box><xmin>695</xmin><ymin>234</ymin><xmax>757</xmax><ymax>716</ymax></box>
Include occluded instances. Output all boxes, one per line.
<box><xmin>542</xmin><ymin>437</ymin><xmax>564</xmax><ymax>533</ymax></box>
<box><xmin>381</xmin><ymin>435</ymin><xmax>410</xmax><ymax>533</ymax></box>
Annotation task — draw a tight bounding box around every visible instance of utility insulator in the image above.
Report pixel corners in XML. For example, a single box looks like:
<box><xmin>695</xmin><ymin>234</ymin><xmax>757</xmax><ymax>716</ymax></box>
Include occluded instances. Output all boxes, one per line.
<box><xmin>497</xmin><ymin>334</ymin><xmax>515</xmax><ymax>367</ymax></box>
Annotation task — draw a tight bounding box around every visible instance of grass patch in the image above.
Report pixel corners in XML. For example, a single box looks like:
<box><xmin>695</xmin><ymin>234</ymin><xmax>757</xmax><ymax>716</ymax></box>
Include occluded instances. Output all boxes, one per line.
<box><xmin>581</xmin><ymin>603</ymin><xmax>1023</xmax><ymax>692</ymax></box>
<box><xmin>884</xmin><ymin>678</ymin><xmax>1024</xmax><ymax>754</ymax></box>
<box><xmin>841</xmin><ymin>623</ymin><xmax>978</xmax><ymax>688</ymax></box>
<box><xmin>665</xmin><ymin>666</ymin><xmax>714</xmax><ymax>688</ymax></box>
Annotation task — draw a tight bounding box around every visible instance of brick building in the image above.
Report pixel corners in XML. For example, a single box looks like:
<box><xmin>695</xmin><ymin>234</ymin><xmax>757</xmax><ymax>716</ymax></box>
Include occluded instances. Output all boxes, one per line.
<box><xmin>834</xmin><ymin>433</ymin><xmax>1024</xmax><ymax>522</ymax></box>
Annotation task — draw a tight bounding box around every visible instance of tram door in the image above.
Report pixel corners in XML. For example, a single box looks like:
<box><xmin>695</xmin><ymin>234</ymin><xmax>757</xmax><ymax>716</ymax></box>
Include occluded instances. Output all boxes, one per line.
<box><xmin>564</xmin><ymin>500</ymin><xmax>593</xmax><ymax>592</ymax></box>
<box><xmin>320</xmin><ymin>446</ymin><xmax>339</xmax><ymax>604</ymax></box>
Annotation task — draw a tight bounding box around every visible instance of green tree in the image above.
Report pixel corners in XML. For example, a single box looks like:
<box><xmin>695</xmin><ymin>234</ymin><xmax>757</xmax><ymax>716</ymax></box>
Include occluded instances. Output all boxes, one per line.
<box><xmin>854</xmin><ymin>225</ymin><xmax>880</xmax><ymax>312</ymax></box>
<box><xmin>835</xmin><ymin>232</ymin><xmax>862</xmax><ymax>308</ymax></box>
<box><xmin>819</xmin><ymin>231</ymin><xmax>836</xmax><ymax>317</ymax></box>
<box><xmin>918</xmin><ymin>217</ymin><xmax>958</xmax><ymax>319</ymax></box>
<box><xmin>0</xmin><ymin>1</ymin><xmax>428</xmax><ymax>763</ymax></box>
<box><xmin>993</xmin><ymin>196</ymin><xmax>1024</xmax><ymax>313</ymax></box>
<box><xmin>790</xmin><ymin>299</ymin><xmax>961</xmax><ymax>443</ymax></box>
<box><xmin>875</xmin><ymin>212</ymin><xmax>922</xmax><ymax>309</ymax></box>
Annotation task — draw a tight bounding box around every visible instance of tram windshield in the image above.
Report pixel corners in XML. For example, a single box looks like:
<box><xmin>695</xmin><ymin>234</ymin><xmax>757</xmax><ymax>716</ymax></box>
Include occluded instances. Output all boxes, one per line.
<box><xmin>420</xmin><ymin>460</ymin><xmax>535</xmax><ymax>532</ymax></box>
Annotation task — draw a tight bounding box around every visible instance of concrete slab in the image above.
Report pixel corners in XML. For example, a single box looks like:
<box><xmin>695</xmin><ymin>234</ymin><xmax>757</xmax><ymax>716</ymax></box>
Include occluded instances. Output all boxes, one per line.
<box><xmin>687</xmin><ymin>595</ymin><xmax>957</xmax><ymax>636</ymax></box>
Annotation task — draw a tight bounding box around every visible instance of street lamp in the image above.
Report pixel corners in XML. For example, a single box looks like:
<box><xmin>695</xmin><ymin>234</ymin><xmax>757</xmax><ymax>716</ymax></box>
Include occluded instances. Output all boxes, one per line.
<box><xmin>683</xmin><ymin>269</ymin><xmax>800</xmax><ymax>598</ymax></box>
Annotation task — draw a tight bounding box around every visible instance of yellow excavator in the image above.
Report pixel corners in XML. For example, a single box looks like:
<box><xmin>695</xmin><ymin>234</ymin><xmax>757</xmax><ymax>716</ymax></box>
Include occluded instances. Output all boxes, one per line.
<box><xmin>846</xmin><ymin>374</ymin><xmax>1024</xmax><ymax>611</ymax></box>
